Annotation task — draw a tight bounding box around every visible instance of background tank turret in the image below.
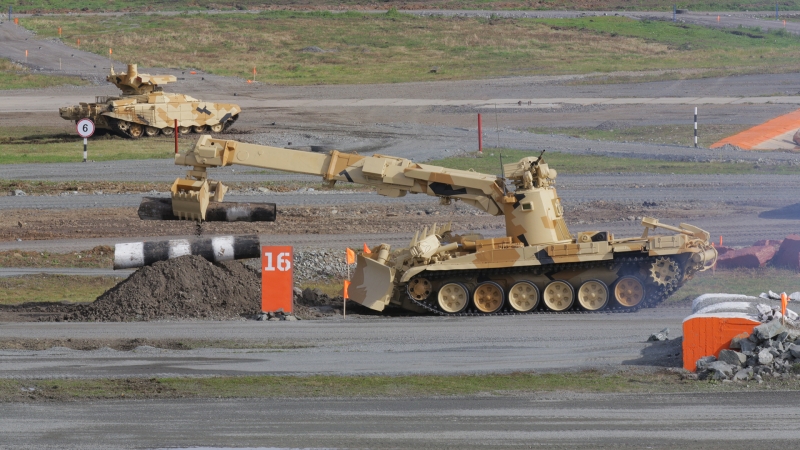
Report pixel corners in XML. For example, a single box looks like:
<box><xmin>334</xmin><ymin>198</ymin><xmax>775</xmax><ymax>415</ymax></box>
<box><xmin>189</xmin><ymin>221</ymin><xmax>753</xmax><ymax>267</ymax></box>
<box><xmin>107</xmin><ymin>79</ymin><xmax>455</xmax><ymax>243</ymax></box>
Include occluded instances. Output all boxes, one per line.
<box><xmin>59</xmin><ymin>64</ymin><xmax>240</xmax><ymax>138</ymax></box>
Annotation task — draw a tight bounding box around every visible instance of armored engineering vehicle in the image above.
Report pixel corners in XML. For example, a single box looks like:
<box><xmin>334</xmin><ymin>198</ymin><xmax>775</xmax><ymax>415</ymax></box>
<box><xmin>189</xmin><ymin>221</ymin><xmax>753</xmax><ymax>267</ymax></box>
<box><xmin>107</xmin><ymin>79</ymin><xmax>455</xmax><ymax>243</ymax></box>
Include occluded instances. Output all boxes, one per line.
<box><xmin>158</xmin><ymin>136</ymin><xmax>717</xmax><ymax>315</ymax></box>
<box><xmin>59</xmin><ymin>64</ymin><xmax>240</xmax><ymax>138</ymax></box>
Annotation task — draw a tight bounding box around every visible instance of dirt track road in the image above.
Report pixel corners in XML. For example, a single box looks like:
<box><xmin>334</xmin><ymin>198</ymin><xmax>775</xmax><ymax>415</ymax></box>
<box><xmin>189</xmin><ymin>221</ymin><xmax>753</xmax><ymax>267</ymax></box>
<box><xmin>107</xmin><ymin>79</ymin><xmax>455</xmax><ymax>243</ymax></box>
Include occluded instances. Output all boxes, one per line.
<box><xmin>0</xmin><ymin>309</ymin><xmax>686</xmax><ymax>378</ymax></box>
<box><xmin>2</xmin><ymin>391</ymin><xmax>800</xmax><ymax>450</ymax></box>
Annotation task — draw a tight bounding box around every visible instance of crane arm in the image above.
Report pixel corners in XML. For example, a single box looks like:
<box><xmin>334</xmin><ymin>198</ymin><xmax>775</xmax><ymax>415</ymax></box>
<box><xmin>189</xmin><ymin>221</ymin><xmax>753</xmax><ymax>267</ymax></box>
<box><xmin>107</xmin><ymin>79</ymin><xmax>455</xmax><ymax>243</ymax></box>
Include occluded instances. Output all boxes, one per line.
<box><xmin>171</xmin><ymin>135</ymin><xmax>506</xmax><ymax>221</ymax></box>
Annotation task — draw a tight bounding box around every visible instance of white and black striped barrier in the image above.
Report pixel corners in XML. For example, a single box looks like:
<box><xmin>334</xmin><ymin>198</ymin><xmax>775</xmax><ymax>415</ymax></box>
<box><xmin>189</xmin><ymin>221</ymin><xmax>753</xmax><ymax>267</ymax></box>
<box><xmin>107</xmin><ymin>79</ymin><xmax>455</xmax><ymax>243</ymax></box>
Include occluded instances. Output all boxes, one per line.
<box><xmin>114</xmin><ymin>235</ymin><xmax>261</xmax><ymax>270</ymax></box>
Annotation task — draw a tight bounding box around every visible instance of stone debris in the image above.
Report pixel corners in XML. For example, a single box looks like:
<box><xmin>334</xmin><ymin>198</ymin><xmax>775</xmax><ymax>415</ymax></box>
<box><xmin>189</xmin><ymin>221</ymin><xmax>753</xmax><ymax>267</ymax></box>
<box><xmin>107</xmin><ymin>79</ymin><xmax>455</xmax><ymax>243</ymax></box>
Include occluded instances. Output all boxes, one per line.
<box><xmin>716</xmin><ymin>245</ymin><xmax>777</xmax><ymax>269</ymax></box>
<box><xmin>695</xmin><ymin>312</ymin><xmax>800</xmax><ymax>382</ymax></box>
<box><xmin>772</xmin><ymin>235</ymin><xmax>800</xmax><ymax>270</ymax></box>
<box><xmin>246</xmin><ymin>249</ymin><xmax>352</xmax><ymax>282</ymax></box>
<box><xmin>648</xmin><ymin>327</ymin><xmax>669</xmax><ymax>341</ymax></box>
<box><xmin>12</xmin><ymin>189</ymin><xmax>26</xmax><ymax>196</ymax></box>
<box><xmin>255</xmin><ymin>309</ymin><xmax>299</xmax><ymax>321</ymax></box>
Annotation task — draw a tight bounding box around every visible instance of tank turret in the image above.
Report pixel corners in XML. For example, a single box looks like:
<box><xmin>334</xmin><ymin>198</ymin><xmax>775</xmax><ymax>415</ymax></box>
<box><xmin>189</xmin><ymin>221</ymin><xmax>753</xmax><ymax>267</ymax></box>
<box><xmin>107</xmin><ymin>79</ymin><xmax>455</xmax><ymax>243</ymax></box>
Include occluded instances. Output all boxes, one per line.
<box><xmin>59</xmin><ymin>63</ymin><xmax>240</xmax><ymax>138</ymax></box>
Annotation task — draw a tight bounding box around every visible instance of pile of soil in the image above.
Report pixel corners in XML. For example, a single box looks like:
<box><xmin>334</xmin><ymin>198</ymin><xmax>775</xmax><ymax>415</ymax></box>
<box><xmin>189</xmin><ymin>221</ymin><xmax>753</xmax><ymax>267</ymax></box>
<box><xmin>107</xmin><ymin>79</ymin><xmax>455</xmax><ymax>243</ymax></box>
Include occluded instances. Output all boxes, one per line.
<box><xmin>61</xmin><ymin>255</ymin><xmax>262</xmax><ymax>322</ymax></box>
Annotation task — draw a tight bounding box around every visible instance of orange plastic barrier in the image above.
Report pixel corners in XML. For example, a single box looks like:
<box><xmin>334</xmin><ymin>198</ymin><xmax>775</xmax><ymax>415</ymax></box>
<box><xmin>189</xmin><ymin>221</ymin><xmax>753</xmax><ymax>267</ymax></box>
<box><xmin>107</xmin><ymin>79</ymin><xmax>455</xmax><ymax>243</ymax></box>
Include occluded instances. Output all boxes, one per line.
<box><xmin>682</xmin><ymin>314</ymin><xmax>760</xmax><ymax>371</ymax></box>
<box><xmin>710</xmin><ymin>108</ymin><xmax>800</xmax><ymax>150</ymax></box>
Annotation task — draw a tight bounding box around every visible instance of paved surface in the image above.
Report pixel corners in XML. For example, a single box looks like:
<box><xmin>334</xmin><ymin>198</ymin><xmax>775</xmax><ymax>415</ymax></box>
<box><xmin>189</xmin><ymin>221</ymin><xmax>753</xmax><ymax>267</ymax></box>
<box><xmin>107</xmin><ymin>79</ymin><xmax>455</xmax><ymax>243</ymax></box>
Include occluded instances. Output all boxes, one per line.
<box><xmin>2</xmin><ymin>391</ymin><xmax>800</xmax><ymax>449</ymax></box>
<box><xmin>0</xmin><ymin>309</ymin><xmax>687</xmax><ymax>379</ymax></box>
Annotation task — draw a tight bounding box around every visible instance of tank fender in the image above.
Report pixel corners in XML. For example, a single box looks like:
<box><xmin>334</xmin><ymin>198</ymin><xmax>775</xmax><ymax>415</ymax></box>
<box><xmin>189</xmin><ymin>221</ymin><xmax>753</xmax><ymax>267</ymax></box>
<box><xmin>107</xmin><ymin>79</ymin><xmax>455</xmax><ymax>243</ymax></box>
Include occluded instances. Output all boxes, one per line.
<box><xmin>399</xmin><ymin>265</ymin><xmax>429</xmax><ymax>284</ymax></box>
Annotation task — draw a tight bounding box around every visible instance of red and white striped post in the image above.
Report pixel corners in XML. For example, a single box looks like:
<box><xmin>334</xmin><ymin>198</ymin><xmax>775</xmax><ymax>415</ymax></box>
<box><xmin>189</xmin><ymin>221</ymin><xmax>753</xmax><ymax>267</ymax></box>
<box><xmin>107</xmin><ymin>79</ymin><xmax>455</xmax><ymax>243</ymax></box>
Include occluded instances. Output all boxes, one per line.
<box><xmin>477</xmin><ymin>113</ymin><xmax>483</xmax><ymax>155</ymax></box>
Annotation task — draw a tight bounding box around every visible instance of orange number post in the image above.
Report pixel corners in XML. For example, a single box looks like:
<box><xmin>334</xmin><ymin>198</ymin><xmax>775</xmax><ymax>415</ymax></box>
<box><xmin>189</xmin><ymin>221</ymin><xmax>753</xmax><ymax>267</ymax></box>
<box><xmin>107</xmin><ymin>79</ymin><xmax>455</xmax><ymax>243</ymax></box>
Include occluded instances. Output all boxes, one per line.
<box><xmin>261</xmin><ymin>246</ymin><xmax>294</xmax><ymax>313</ymax></box>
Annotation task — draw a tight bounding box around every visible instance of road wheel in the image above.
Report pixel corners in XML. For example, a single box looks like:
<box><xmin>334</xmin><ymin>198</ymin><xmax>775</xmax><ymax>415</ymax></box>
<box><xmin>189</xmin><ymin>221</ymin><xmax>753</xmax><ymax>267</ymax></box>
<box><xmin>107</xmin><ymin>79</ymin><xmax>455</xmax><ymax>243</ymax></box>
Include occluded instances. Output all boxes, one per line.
<box><xmin>178</xmin><ymin>126</ymin><xmax>191</xmax><ymax>135</ymax></box>
<box><xmin>577</xmin><ymin>279</ymin><xmax>609</xmax><ymax>311</ymax></box>
<box><xmin>193</xmin><ymin>125</ymin><xmax>208</xmax><ymax>133</ymax></box>
<box><xmin>407</xmin><ymin>278</ymin><xmax>432</xmax><ymax>301</ymax></box>
<box><xmin>128</xmin><ymin>123</ymin><xmax>143</xmax><ymax>138</ymax></box>
<box><xmin>116</xmin><ymin>120</ymin><xmax>130</xmax><ymax>132</ymax></box>
<box><xmin>508</xmin><ymin>281</ymin><xmax>539</xmax><ymax>312</ymax></box>
<box><xmin>613</xmin><ymin>276</ymin><xmax>646</xmax><ymax>308</ymax></box>
<box><xmin>437</xmin><ymin>282</ymin><xmax>469</xmax><ymax>314</ymax></box>
<box><xmin>542</xmin><ymin>280</ymin><xmax>574</xmax><ymax>312</ymax></box>
<box><xmin>144</xmin><ymin>126</ymin><xmax>160</xmax><ymax>137</ymax></box>
<box><xmin>210</xmin><ymin>123</ymin><xmax>224</xmax><ymax>133</ymax></box>
<box><xmin>473</xmin><ymin>281</ymin><xmax>504</xmax><ymax>314</ymax></box>
<box><xmin>161</xmin><ymin>126</ymin><xmax>174</xmax><ymax>136</ymax></box>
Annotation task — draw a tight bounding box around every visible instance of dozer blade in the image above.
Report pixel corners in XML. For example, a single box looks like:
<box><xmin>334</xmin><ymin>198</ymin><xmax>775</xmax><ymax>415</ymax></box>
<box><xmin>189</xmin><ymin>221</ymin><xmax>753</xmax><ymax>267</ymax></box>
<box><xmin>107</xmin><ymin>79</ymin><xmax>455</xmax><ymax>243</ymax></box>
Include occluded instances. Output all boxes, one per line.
<box><xmin>170</xmin><ymin>178</ymin><xmax>210</xmax><ymax>221</ymax></box>
<box><xmin>349</xmin><ymin>255</ymin><xmax>395</xmax><ymax>312</ymax></box>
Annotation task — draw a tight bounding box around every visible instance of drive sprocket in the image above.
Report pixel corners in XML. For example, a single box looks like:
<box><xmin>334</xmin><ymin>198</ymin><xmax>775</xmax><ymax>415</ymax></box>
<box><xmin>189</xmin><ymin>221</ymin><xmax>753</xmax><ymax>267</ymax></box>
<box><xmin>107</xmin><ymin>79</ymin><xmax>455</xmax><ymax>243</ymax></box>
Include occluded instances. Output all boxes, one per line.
<box><xmin>649</xmin><ymin>257</ymin><xmax>680</xmax><ymax>287</ymax></box>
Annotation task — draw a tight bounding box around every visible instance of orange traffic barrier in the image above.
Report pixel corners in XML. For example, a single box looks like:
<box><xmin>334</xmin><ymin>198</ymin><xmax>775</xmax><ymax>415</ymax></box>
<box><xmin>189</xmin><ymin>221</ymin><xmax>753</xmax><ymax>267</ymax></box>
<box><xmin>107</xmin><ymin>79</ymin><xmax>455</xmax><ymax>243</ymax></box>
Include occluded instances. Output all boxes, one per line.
<box><xmin>683</xmin><ymin>313</ymin><xmax>760</xmax><ymax>371</ymax></box>
<box><xmin>711</xmin><ymin>108</ymin><xmax>800</xmax><ymax>150</ymax></box>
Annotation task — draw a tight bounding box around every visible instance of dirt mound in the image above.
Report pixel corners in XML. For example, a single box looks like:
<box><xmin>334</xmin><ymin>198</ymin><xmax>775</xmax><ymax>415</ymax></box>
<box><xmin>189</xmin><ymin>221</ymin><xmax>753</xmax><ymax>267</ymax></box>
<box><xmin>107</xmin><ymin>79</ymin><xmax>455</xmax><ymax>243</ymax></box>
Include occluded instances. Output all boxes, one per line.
<box><xmin>62</xmin><ymin>255</ymin><xmax>262</xmax><ymax>322</ymax></box>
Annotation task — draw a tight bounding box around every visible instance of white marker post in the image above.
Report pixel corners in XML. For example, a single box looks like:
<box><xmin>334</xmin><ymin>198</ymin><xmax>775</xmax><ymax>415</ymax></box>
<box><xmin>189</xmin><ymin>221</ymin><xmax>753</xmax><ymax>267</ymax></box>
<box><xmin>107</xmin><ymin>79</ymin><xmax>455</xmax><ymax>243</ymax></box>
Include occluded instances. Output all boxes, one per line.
<box><xmin>76</xmin><ymin>118</ymin><xmax>95</xmax><ymax>162</ymax></box>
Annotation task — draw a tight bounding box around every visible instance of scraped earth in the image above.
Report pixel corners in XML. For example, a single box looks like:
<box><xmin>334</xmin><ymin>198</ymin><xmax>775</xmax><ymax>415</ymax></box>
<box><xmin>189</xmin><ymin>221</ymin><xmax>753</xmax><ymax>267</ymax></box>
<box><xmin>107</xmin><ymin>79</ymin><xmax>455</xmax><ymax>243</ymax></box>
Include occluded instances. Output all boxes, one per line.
<box><xmin>0</xmin><ymin>200</ymin><xmax>737</xmax><ymax>242</ymax></box>
<box><xmin>0</xmin><ymin>255</ymin><xmax>360</xmax><ymax>323</ymax></box>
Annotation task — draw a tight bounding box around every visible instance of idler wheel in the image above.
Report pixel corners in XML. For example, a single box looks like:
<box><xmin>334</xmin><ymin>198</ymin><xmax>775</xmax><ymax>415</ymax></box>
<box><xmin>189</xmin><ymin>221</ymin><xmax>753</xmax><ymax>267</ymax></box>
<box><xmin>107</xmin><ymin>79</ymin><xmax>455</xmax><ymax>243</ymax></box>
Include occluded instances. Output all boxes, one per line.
<box><xmin>613</xmin><ymin>276</ymin><xmax>646</xmax><ymax>307</ymax></box>
<box><xmin>144</xmin><ymin>126</ymin><xmax>160</xmax><ymax>137</ymax></box>
<box><xmin>193</xmin><ymin>125</ymin><xmax>208</xmax><ymax>133</ymax></box>
<box><xmin>128</xmin><ymin>123</ymin><xmax>143</xmax><ymax>138</ymax></box>
<box><xmin>473</xmin><ymin>281</ymin><xmax>504</xmax><ymax>314</ymax></box>
<box><xmin>210</xmin><ymin>123</ymin><xmax>224</xmax><ymax>133</ymax></box>
<box><xmin>178</xmin><ymin>126</ymin><xmax>192</xmax><ymax>135</ymax></box>
<box><xmin>407</xmin><ymin>278</ymin><xmax>432</xmax><ymax>301</ymax></box>
<box><xmin>508</xmin><ymin>281</ymin><xmax>539</xmax><ymax>312</ymax></box>
<box><xmin>577</xmin><ymin>279</ymin><xmax>609</xmax><ymax>311</ymax></box>
<box><xmin>542</xmin><ymin>280</ymin><xmax>574</xmax><ymax>312</ymax></box>
<box><xmin>437</xmin><ymin>282</ymin><xmax>469</xmax><ymax>314</ymax></box>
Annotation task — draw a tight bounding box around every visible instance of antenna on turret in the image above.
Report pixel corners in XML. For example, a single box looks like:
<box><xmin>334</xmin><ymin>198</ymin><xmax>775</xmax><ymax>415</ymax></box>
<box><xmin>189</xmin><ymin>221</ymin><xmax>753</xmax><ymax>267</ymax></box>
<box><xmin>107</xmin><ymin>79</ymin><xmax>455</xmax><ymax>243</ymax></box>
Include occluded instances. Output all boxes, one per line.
<box><xmin>499</xmin><ymin>152</ymin><xmax>507</xmax><ymax>195</ymax></box>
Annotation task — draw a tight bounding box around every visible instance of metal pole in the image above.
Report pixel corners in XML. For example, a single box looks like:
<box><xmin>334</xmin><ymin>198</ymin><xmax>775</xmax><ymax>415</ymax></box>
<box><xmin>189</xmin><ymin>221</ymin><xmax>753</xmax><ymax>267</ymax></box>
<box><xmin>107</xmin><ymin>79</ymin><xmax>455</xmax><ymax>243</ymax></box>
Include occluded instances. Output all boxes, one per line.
<box><xmin>776</xmin><ymin>2</ymin><xmax>779</xmax><ymax>20</ymax></box>
<box><xmin>83</xmin><ymin>138</ymin><xmax>87</xmax><ymax>162</ymax></box>
<box><xmin>174</xmin><ymin>119</ymin><xmax>178</xmax><ymax>154</ymax></box>
<box><xmin>8</xmin><ymin>6</ymin><xmax>11</xmax><ymax>21</ymax></box>
<box><xmin>673</xmin><ymin>4</ymin><xmax>676</xmax><ymax>22</ymax></box>
<box><xmin>478</xmin><ymin>113</ymin><xmax>483</xmax><ymax>154</ymax></box>
<box><xmin>694</xmin><ymin>107</ymin><xmax>698</xmax><ymax>148</ymax></box>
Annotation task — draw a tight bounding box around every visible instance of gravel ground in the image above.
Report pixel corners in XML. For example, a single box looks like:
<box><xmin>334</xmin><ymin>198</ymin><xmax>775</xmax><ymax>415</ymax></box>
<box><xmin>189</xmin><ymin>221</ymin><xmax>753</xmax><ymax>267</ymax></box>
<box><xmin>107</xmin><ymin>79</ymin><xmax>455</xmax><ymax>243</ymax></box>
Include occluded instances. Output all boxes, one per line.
<box><xmin>0</xmin><ymin>307</ymin><xmax>690</xmax><ymax>378</ymax></box>
<box><xmin>3</xmin><ymin>392</ymin><xmax>800</xmax><ymax>450</ymax></box>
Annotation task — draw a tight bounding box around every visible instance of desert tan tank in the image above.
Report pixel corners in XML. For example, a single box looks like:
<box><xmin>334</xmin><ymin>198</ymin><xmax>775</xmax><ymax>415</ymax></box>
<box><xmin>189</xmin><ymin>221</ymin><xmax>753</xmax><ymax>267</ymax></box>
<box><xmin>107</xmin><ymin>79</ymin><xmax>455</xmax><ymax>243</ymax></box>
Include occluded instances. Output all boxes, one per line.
<box><xmin>156</xmin><ymin>136</ymin><xmax>718</xmax><ymax>315</ymax></box>
<box><xmin>59</xmin><ymin>64</ymin><xmax>240</xmax><ymax>138</ymax></box>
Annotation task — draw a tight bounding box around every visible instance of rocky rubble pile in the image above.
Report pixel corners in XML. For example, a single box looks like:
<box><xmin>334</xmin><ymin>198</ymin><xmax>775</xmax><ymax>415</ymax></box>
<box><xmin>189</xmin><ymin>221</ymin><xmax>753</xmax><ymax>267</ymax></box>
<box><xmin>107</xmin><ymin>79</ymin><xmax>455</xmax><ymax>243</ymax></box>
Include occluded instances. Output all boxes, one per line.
<box><xmin>245</xmin><ymin>249</ymin><xmax>353</xmax><ymax>282</ymax></box>
<box><xmin>717</xmin><ymin>235</ymin><xmax>800</xmax><ymax>269</ymax></box>
<box><xmin>694</xmin><ymin>305</ymin><xmax>800</xmax><ymax>383</ymax></box>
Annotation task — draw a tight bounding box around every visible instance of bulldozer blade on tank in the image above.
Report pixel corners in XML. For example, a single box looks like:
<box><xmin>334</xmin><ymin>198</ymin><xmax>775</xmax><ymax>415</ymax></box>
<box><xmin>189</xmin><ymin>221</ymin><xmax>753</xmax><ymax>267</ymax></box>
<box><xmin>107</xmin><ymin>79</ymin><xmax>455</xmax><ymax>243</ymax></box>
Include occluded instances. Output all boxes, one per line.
<box><xmin>350</xmin><ymin>254</ymin><xmax>395</xmax><ymax>312</ymax></box>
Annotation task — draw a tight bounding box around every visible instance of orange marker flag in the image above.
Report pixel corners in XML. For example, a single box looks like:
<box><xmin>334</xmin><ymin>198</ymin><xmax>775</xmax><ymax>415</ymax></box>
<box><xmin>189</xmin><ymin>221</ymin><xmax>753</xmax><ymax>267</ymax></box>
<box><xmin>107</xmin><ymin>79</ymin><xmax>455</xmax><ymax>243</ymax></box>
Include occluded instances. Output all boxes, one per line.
<box><xmin>781</xmin><ymin>292</ymin><xmax>789</xmax><ymax>318</ymax></box>
<box><xmin>343</xmin><ymin>280</ymin><xmax>351</xmax><ymax>300</ymax></box>
<box><xmin>363</xmin><ymin>243</ymin><xmax>371</xmax><ymax>254</ymax></box>
<box><xmin>346</xmin><ymin>248</ymin><xmax>356</xmax><ymax>265</ymax></box>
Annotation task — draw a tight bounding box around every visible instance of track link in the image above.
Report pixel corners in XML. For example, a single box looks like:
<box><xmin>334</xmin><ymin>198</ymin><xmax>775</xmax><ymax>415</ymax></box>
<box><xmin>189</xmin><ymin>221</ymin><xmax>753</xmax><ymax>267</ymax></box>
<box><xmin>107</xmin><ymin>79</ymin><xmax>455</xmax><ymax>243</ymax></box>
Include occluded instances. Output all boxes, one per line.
<box><xmin>406</xmin><ymin>255</ymin><xmax>681</xmax><ymax>316</ymax></box>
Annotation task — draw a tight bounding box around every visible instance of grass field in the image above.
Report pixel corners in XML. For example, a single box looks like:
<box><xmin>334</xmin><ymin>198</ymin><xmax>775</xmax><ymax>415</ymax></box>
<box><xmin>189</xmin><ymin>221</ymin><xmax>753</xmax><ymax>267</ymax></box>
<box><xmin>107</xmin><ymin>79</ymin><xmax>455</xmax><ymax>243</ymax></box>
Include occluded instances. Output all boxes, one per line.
<box><xmin>668</xmin><ymin>267</ymin><xmax>800</xmax><ymax>304</ymax></box>
<box><xmin>0</xmin><ymin>274</ymin><xmax>120</xmax><ymax>304</ymax></box>
<box><xmin>431</xmin><ymin>149</ymin><xmax>800</xmax><ymax>175</ymax></box>
<box><xmin>7</xmin><ymin>1</ymin><xmax>800</xmax><ymax>13</ymax></box>
<box><xmin>0</xmin><ymin>246</ymin><xmax>113</xmax><ymax>270</ymax></box>
<box><xmin>20</xmin><ymin>13</ymin><xmax>800</xmax><ymax>85</ymax></box>
<box><xmin>0</xmin><ymin>126</ymin><xmax>186</xmax><ymax>164</ymax></box>
<box><xmin>529</xmin><ymin>124</ymin><xmax>751</xmax><ymax>148</ymax></box>
<box><xmin>0</xmin><ymin>59</ymin><xmax>86</xmax><ymax>90</ymax></box>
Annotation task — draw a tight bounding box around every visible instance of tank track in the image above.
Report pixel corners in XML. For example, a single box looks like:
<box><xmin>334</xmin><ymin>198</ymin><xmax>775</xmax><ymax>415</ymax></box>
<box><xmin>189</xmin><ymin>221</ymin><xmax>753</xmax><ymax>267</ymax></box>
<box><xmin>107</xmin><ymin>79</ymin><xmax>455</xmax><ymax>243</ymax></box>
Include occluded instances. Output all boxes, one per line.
<box><xmin>405</xmin><ymin>255</ymin><xmax>682</xmax><ymax>316</ymax></box>
<box><xmin>108</xmin><ymin>116</ymin><xmax>239</xmax><ymax>138</ymax></box>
